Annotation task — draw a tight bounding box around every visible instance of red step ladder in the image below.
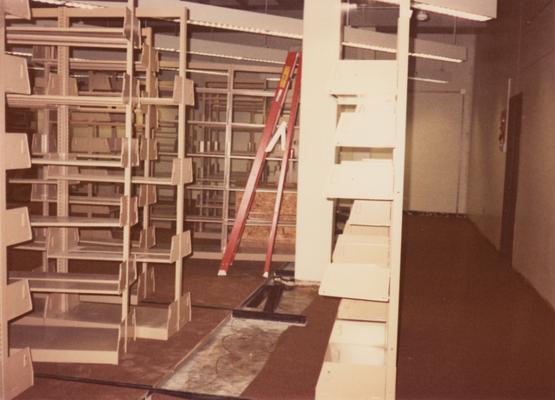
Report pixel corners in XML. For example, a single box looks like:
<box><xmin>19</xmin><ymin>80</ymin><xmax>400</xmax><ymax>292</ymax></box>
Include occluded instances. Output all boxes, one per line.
<box><xmin>218</xmin><ymin>51</ymin><xmax>302</xmax><ymax>277</ymax></box>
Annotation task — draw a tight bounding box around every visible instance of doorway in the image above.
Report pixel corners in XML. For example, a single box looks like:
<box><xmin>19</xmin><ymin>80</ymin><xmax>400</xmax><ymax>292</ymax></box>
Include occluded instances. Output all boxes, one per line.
<box><xmin>500</xmin><ymin>93</ymin><xmax>523</xmax><ymax>262</ymax></box>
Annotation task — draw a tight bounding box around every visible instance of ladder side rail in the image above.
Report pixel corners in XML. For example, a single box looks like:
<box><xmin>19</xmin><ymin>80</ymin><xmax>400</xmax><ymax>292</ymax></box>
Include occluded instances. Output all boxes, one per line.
<box><xmin>263</xmin><ymin>56</ymin><xmax>302</xmax><ymax>277</ymax></box>
<box><xmin>219</xmin><ymin>51</ymin><xmax>299</xmax><ymax>275</ymax></box>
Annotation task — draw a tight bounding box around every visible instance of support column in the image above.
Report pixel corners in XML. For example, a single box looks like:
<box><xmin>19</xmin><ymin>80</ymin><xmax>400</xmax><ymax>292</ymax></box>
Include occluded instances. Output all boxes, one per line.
<box><xmin>295</xmin><ymin>0</ymin><xmax>342</xmax><ymax>282</ymax></box>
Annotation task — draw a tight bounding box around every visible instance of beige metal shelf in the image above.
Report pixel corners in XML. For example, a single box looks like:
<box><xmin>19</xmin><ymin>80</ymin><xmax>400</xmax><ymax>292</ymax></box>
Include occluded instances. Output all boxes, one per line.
<box><xmin>9</xmin><ymin>271</ymin><xmax>129</xmax><ymax>295</ymax></box>
<box><xmin>6</xmin><ymin>26</ymin><xmax>129</xmax><ymax>48</ymax></box>
<box><xmin>7</xmin><ymin>94</ymin><xmax>125</xmax><ymax>108</ymax></box>
<box><xmin>31</xmin><ymin>156</ymin><xmax>125</xmax><ymax>168</ymax></box>
<box><xmin>46</xmin><ymin>241</ymin><xmax>184</xmax><ymax>264</ymax></box>
<box><xmin>188</xmin><ymin>120</ymin><xmax>266</xmax><ymax>129</ymax></box>
<box><xmin>14</xmin><ymin>300</ymin><xmax>120</xmax><ymax>329</ymax></box>
<box><xmin>186</xmin><ymin>152</ymin><xmax>298</xmax><ymax>162</ymax></box>
<box><xmin>10</xmin><ymin>325</ymin><xmax>122</xmax><ymax>365</ymax></box>
<box><xmin>30</xmin><ymin>216</ymin><xmax>123</xmax><ymax>228</ymax></box>
<box><xmin>14</xmin><ymin>298</ymin><xmax>184</xmax><ymax>342</ymax></box>
<box><xmin>184</xmin><ymin>215</ymin><xmax>295</xmax><ymax>227</ymax></box>
<box><xmin>30</xmin><ymin>171</ymin><xmax>189</xmax><ymax>186</ymax></box>
<box><xmin>197</xmin><ymin>87</ymin><xmax>274</xmax><ymax>97</ymax></box>
<box><xmin>187</xmin><ymin>184</ymin><xmax>297</xmax><ymax>194</ymax></box>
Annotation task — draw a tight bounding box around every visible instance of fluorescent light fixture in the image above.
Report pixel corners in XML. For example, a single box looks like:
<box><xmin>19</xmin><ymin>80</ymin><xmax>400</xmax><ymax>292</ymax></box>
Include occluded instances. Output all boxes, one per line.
<box><xmin>409</xmin><ymin>51</ymin><xmax>463</xmax><ymax>63</ymax></box>
<box><xmin>342</xmin><ymin>41</ymin><xmax>464</xmax><ymax>63</ymax></box>
<box><xmin>343</xmin><ymin>26</ymin><xmax>467</xmax><ymax>63</ymax></box>
<box><xmin>412</xmin><ymin>3</ymin><xmax>492</xmax><ymax>22</ymax></box>
<box><xmin>409</xmin><ymin>76</ymin><xmax>448</xmax><ymax>84</ymax></box>
<box><xmin>342</xmin><ymin>3</ymin><xmax>358</xmax><ymax>11</ymax></box>
<box><xmin>376</xmin><ymin>0</ymin><xmax>496</xmax><ymax>22</ymax></box>
<box><xmin>188</xmin><ymin>50</ymin><xmax>284</xmax><ymax>65</ymax></box>
<box><xmin>32</xmin><ymin>0</ymin><xmax>101</xmax><ymax>9</ymax></box>
<box><xmin>6</xmin><ymin>51</ymin><xmax>32</xmax><ymax>57</ymax></box>
<box><xmin>408</xmin><ymin>73</ymin><xmax>450</xmax><ymax>84</ymax></box>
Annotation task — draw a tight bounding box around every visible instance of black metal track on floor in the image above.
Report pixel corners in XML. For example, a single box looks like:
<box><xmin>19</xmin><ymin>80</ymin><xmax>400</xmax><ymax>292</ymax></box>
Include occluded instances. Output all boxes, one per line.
<box><xmin>240</xmin><ymin>281</ymin><xmax>271</xmax><ymax>309</ymax></box>
<box><xmin>191</xmin><ymin>303</ymin><xmax>235</xmax><ymax>311</ymax></box>
<box><xmin>274</xmin><ymin>268</ymin><xmax>294</xmax><ymax>277</ymax></box>
<box><xmin>227</xmin><ymin>273</ymin><xmax>307</xmax><ymax>325</ymax></box>
<box><xmin>34</xmin><ymin>372</ymin><xmax>251</xmax><ymax>400</ymax></box>
<box><xmin>232</xmin><ymin>309</ymin><xmax>306</xmax><ymax>325</ymax></box>
<box><xmin>262</xmin><ymin>284</ymin><xmax>284</xmax><ymax>313</ymax></box>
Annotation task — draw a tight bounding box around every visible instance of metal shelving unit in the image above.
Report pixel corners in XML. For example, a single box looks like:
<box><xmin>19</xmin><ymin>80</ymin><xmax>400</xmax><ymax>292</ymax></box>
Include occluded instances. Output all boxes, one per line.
<box><xmin>6</xmin><ymin>3</ymin><xmax>195</xmax><ymax>364</ymax></box>
<box><xmin>0</xmin><ymin>0</ymin><xmax>34</xmax><ymax>398</ymax></box>
<box><xmin>179</xmin><ymin>64</ymin><xmax>298</xmax><ymax>261</ymax></box>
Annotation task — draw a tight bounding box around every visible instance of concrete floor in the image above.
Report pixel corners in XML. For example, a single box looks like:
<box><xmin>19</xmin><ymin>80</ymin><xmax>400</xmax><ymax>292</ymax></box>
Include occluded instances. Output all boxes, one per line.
<box><xmin>161</xmin><ymin>318</ymin><xmax>289</xmax><ymax>396</ymax></box>
<box><xmin>160</xmin><ymin>285</ymin><xmax>317</xmax><ymax>396</ymax></box>
<box><xmin>13</xmin><ymin>215</ymin><xmax>555</xmax><ymax>399</ymax></box>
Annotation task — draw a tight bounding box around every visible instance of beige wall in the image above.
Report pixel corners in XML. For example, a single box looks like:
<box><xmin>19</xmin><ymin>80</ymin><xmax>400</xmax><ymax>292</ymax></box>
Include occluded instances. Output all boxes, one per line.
<box><xmin>405</xmin><ymin>91</ymin><xmax>464</xmax><ymax>212</ymax></box>
<box><xmin>405</xmin><ymin>34</ymin><xmax>476</xmax><ymax>213</ymax></box>
<box><xmin>466</xmin><ymin>1</ymin><xmax>520</xmax><ymax>248</ymax></box>
<box><xmin>512</xmin><ymin>2</ymin><xmax>555</xmax><ymax>307</ymax></box>
<box><xmin>467</xmin><ymin>0</ymin><xmax>555</xmax><ymax>307</ymax></box>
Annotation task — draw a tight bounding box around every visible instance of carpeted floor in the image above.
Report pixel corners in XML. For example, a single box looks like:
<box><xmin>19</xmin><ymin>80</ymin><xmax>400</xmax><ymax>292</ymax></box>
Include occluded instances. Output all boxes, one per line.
<box><xmin>13</xmin><ymin>215</ymin><xmax>555</xmax><ymax>399</ymax></box>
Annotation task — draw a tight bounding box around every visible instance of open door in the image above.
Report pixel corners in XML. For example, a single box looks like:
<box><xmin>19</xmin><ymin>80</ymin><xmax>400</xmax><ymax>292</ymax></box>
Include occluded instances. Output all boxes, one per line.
<box><xmin>500</xmin><ymin>93</ymin><xmax>523</xmax><ymax>262</ymax></box>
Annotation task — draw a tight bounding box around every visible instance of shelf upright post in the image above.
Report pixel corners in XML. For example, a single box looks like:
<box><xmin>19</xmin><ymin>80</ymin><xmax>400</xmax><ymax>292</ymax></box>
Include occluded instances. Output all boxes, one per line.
<box><xmin>140</xmin><ymin>27</ymin><xmax>155</xmax><ymax>298</ymax></box>
<box><xmin>121</xmin><ymin>0</ymin><xmax>137</xmax><ymax>347</ymax></box>
<box><xmin>39</xmin><ymin>50</ymin><xmax>53</xmax><ymax>272</ymax></box>
<box><xmin>174</xmin><ymin>6</ymin><xmax>188</xmax><ymax>317</ymax></box>
<box><xmin>55</xmin><ymin>6</ymin><xmax>70</xmax><ymax>312</ymax></box>
<box><xmin>220</xmin><ymin>67</ymin><xmax>234</xmax><ymax>251</ymax></box>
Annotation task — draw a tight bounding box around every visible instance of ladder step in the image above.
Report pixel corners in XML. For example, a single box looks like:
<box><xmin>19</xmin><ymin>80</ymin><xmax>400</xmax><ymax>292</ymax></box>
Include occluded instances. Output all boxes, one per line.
<box><xmin>329</xmin><ymin>60</ymin><xmax>396</xmax><ymax>98</ymax></box>
<box><xmin>335</xmin><ymin>106</ymin><xmax>396</xmax><ymax>148</ymax></box>
<box><xmin>325</xmin><ymin>159</ymin><xmax>393</xmax><ymax>200</ymax></box>
<box><xmin>316</xmin><ymin>362</ymin><xmax>387</xmax><ymax>400</ymax></box>
<box><xmin>319</xmin><ymin>263</ymin><xmax>390</xmax><ymax>301</ymax></box>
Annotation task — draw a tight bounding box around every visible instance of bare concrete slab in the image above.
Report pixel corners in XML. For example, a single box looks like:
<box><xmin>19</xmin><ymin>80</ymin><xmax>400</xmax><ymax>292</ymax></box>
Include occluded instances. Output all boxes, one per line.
<box><xmin>160</xmin><ymin>318</ymin><xmax>288</xmax><ymax>397</ymax></box>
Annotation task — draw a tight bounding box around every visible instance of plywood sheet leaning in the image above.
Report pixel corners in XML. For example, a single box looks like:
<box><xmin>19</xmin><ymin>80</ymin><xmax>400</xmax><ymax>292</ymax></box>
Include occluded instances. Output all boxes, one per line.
<box><xmin>235</xmin><ymin>191</ymin><xmax>296</xmax><ymax>251</ymax></box>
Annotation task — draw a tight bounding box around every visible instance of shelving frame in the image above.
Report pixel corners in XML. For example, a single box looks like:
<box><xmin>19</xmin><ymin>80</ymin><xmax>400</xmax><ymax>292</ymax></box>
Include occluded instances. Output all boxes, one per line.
<box><xmin>164</xmin><ymin>62</ymin><xmax>299</xmax><ymax>262</ymax></box>
<box><xmin>0</xmin><ymin>0</ymin><xmax>34</xmax><ymax>398</ymax></box>
<box><xmin>6</xmin><ymin>3</ymin><xmax>195</xmax><ymax>362</ymax></box>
